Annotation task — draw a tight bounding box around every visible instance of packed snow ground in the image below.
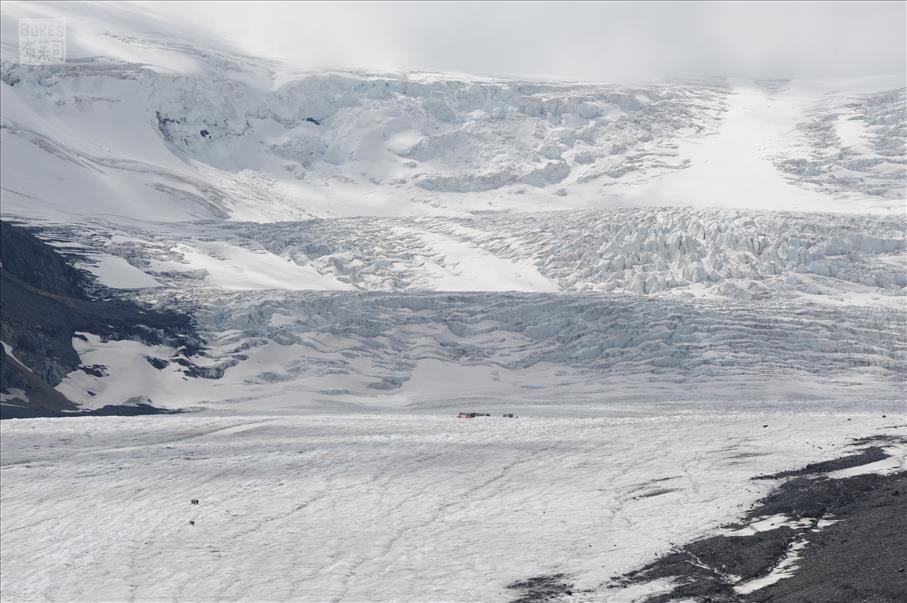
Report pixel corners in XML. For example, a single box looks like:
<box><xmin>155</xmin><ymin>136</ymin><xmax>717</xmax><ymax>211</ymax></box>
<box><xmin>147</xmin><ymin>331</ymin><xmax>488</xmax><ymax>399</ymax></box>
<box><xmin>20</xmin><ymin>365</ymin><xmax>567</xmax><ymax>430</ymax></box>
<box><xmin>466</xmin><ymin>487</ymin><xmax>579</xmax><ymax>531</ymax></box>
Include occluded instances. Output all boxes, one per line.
<box><xmin>1</xmin><ymin>408</ymin><xmax>903</xmax><ymax>602</ymax></box>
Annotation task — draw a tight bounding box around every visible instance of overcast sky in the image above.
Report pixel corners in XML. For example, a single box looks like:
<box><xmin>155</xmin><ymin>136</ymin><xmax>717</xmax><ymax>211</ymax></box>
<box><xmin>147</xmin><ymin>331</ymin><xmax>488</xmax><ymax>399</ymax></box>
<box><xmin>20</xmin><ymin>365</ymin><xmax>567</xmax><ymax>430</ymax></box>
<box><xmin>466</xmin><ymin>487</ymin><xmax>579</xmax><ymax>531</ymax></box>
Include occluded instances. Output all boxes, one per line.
<box><xmin>143</xmin><ymin>1</ymin><xmax>906</xmax><ymax>82</ymax></box>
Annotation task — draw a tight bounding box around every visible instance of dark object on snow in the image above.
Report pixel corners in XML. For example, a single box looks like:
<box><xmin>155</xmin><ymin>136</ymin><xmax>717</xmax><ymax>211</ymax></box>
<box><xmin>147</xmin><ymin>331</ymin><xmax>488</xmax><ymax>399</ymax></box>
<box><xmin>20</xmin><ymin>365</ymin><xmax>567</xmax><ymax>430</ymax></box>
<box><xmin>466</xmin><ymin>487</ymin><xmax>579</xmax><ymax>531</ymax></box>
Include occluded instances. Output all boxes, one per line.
<box><xmin>756</xmin><ymin>445</ymin><xmax>889</xmax><ymax>480</ymax></box>
<box><xmin>191</xmin><ymin>499</ymin><xmax>199</xmax><ymax>505</ymax></box>
<box><xmin>189</xmin><ymin>520</ymin><xmax>195</xmax><ymax>526</ymax></box>
<box><xmin>199</xmin><ymin>129</ymin><xmax>210</xmax><ymax>138</ymax></box>
<box><xmin>763</xmin><ymin>424</ymin><xmax>768</xmax><ymax>428</ymax></box>
<box><xmin>305</xmin><ymin>117</ymin><xmax>320</xmax><ymax>125</ymax></box>
<box><xmin>145</xmin><ymin>356</ymin><xmax>170</xmax><ymax>370</ymax></box>
<box><xmin>507</xmin><ymin>574</ymin><xmax>574</xmax><ymax>603</ymax></box>
<box><xmin>503</xmin><ymin>413</ymin><xmax>517</xmax><ymax>418</ymax></box>
<box><xmin>87</xmin><ymin>403</ymin><xmax>179</xmax><ymax>417</ymax></box>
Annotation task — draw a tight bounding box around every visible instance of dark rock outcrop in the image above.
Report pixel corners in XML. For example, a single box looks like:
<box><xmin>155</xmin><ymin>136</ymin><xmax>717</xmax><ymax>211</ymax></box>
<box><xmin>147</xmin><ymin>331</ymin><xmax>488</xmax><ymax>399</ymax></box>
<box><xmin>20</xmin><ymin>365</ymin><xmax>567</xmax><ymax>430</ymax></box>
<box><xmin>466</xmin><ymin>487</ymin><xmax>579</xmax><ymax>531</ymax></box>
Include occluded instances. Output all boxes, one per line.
<box><xmin>613</xmin><ymin>437</ymin><xmax>907</xmax><ymax>602</ymax></box>
<box><xmin>0</xmin><ymin>221</ymin><xmax>200</xmax><ymax>418</ymax></box>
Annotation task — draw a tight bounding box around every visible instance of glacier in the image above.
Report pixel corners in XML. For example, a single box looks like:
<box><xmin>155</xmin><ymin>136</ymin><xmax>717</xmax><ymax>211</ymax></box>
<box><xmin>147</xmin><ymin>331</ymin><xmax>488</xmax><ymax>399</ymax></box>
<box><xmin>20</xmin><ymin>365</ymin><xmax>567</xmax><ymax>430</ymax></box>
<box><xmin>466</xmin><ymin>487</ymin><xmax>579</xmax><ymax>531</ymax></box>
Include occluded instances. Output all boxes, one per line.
<box><xmin>0</xmin><ymin>2</ymin><xmax>905</xmax><ymax>602</ymax></box>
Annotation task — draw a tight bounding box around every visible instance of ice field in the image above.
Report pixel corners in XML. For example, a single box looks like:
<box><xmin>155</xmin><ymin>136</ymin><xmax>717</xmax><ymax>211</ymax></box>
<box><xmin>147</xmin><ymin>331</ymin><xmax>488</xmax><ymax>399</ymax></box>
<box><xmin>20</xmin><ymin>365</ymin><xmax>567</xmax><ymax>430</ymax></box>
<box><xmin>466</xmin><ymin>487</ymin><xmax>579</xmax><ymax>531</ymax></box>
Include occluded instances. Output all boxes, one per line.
<box><xmin>2</xmin><ymin>408</ymin><xmax>903</xmax><ymax>602</ymax></box>
<box><xmin>0</xmin><ymin>2</ymin><xmax>905</xmax><ymax>602</ymax></box>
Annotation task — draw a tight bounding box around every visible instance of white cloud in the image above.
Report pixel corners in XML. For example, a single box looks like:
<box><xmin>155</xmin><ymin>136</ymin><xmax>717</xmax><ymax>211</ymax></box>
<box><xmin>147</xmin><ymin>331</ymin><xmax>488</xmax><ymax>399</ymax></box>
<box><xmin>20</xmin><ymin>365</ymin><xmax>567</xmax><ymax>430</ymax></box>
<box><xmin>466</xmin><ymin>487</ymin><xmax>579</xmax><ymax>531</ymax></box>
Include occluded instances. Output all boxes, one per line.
<box><xmin>143</xmin><ymin>1</ymin><xmax>906</xmax><ymax>82</ymax></box>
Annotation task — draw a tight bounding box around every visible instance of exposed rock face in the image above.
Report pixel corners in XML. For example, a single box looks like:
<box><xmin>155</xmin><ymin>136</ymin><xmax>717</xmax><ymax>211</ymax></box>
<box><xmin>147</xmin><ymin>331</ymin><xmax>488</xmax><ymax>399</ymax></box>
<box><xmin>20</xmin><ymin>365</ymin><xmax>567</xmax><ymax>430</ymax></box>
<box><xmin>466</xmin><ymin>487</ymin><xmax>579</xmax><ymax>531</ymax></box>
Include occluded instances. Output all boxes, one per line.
<box><xmin>614</xmin><ymin>437</ymin><xmax>907</xmax><ymax>603</ymax></box>
<box><xmin>0</xmin><ymin>221</ymin><xmax>87</xmax><ymax>297</ymax></box>
<box><xmin>0</xmin><ymin>221</ymin><xmax>200</xmax><ymax>418</ymax></box>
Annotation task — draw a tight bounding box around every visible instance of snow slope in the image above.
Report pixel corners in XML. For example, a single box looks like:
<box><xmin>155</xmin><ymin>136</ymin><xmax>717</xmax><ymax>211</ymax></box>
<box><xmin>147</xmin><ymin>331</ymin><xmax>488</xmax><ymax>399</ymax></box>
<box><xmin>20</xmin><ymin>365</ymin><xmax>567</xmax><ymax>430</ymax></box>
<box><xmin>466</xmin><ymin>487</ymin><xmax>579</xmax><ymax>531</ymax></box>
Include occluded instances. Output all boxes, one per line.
<box><xmin>626</xmin><ymin>79</ymin><xmax>906</xmax><ymax>213</ymax></box>
<box><xmin>0</xmin><ymin>0</ymin><xmax>903</xmax><ymax>409</ymax></box>
<box><xmin>775</xmin><ymin>85</ymin><xmax>906</xmax><ymax>202</ymax></box>
<box><xmin>2</xmin><ymin>2</ymin><xmax>905</xmax><ymax>225</ymax></box>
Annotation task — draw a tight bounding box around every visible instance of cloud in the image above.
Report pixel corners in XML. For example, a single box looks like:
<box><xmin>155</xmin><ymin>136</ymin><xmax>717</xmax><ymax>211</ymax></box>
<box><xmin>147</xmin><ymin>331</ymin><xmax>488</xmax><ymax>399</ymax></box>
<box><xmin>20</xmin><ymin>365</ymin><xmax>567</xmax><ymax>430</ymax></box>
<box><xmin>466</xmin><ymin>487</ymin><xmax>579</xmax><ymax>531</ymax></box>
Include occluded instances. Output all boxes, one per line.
<box><xmin>143</xmin><ymin>1</ymin><xmax>906</xmax><ymax>82</ymax></box>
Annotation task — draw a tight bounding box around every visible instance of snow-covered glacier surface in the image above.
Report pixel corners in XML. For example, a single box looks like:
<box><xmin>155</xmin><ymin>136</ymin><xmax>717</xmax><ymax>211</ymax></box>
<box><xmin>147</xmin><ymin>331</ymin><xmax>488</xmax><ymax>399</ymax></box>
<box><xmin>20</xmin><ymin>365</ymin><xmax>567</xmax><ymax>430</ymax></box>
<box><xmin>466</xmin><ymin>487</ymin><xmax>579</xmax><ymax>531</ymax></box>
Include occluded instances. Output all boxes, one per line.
<box><xmin>55</xmin><ymin>208</ymin><xmax>907</xmax><ymax>297</ymax></box>
<box><xmin>1</xmin><ymin>411</ymin><xmax>902</xmax><ymax>602</ymax></box>
<box><xmin>57</xmin><ymin>289</ymin><xmax>904</xmax><ymax>411</ymax></box>
<box><xmin>774</xmin><ymin>87</ymin><xmax>906</xmax><ymax>201</ymax></box>
<box><xmin>4</xmin><ymin>4</ymin><xmax>901</xmax><ymax>414</ymax></box>
<box><xmin>1</xmin><ymin>2</ymin><xmax>905</xmax><ymax>602</ymax></box>
<box><xmin>2</xmin><ymin>3</ymin><xmax>905</xmax><ymax>223</ymax></box>
<box><xmin>24</xmin><ymin>207</ymin><xmax>903</xmax><ymax>411</ymax></box>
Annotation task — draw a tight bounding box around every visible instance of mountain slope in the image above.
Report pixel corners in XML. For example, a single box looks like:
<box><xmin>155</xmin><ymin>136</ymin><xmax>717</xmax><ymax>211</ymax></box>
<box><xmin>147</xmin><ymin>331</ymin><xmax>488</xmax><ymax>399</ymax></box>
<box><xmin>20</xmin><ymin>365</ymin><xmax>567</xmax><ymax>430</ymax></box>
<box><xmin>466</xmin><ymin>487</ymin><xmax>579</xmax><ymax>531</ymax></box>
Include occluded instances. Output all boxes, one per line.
<box><xmin>0</xmin><ymin>1</ymin><xmax>904</xmax><ymax>414</ymax></box>
<box><xmin>2</xmin><ymin>2</ymin><xmax>905</xmax><ymax>226</ymax></box>
<box><xmin>0</xmin><ymin>221</ymin><xmax>200</xmax><ymax>417</ymax></box>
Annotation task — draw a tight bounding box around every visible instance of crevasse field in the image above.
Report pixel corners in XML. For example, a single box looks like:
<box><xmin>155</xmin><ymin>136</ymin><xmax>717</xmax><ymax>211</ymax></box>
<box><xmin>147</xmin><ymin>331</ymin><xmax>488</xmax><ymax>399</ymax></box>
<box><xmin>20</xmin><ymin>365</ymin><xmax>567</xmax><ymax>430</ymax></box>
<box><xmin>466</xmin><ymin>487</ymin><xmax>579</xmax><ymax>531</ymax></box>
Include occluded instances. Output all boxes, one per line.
<box><xmin>0</xmin><ymin>2</ymin><xmax>905</xmax><ymax>602</ymax></box>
